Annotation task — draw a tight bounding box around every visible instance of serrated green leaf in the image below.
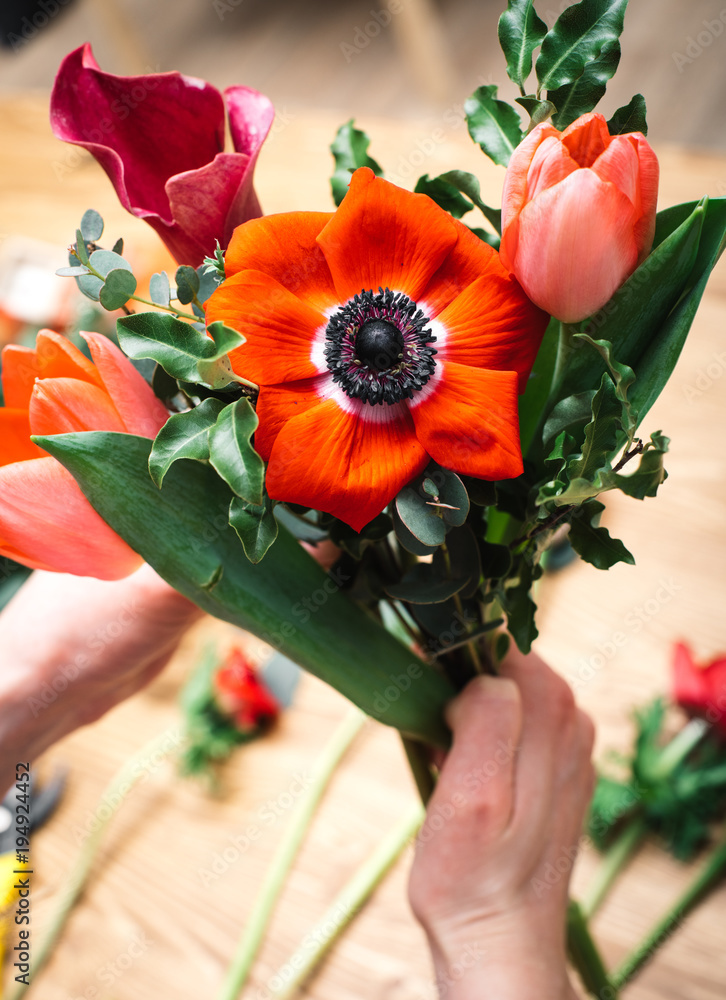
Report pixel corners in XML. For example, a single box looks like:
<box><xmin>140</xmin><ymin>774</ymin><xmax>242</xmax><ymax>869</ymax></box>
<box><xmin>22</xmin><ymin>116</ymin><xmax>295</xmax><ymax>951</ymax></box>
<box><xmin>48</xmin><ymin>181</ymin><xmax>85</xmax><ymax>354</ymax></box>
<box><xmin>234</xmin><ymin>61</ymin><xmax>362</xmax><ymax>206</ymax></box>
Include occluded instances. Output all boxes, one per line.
<box><xmin>573</xmin><ymin>334</ymin><xmax>636</xmax><ymax>438</ymax></box>
<box><xmin>175</xmin><ymin>265</ymin><xmax>200</xmax><ymax>305</ymax></box>
<box><xmin>568</xmin><ymin>499</ymin><xmax>634</xmax><ymax>569</ymax></box>
<box><xmin>608</xmin><ymin>431</ymin><xmax>669</xmax><ymax>499</ymax></box>
<box><xmin>414</xmin><ymin>174</ymin><xmax>473</xmax><ymax>219</ymax></box>
<box><xmin>607</xmin><ymin>93</ymin><xmax>648</xmax><ymax>135</ymax></box>
<box><xmin>536</xmin><ymin>0</ymin><xmax>629</xmax><ymax>93</ymax></box>
<box><xmin>229</xmin><ymin>495</ymin><xmax>278</xmax><ymax>563</ymax></box>
<box><xmin>330</xmin><ymin>120</ymin><xmax>383</xmax><ymax>207</ymax></box>
<box><xmin>498</xmin><ymin>0</ymin><xmax>547</xmax><ymax>89</ymax></box>
<box><xmin>208</xmin><ymin>397</ymin><xmax>264</xmax><ymax>506</ymax></box>
<box><xmin>149</xmin><ymin>272</ymin><xmax>171</xmax><ymax>308</ymax></box>
<box><xmin>99</xmin><ymin>267</ymin><xmax>137</xmax><ymax>311</ymax></box>
<box><xmin>502</xmin><ymin>558</ymin><xmax>538</xmax><ymax>653</ymax></box>
<box><xmin>567</xmin><ymin>373</ymin><xmax>622</xmax><ymax>482</ymax></box>
<box><xmin>543</xmin><ymin>391</ymin><xmax>596</xmax><ymax>445</ymax></box>
<box><xmin>465</xmin><ymin>85</ymin><xmax>524</xmax><ymax>167</ymax></box>
<box><xmin>116</xmin><ymin>313</ymin><xmax>245</xmax><ymax>389</ymax></box>
<box><xmin>148</xmin><ymin>398</ymin><xmax>224</xmax><ymax>487</ymax></box>
<box><xmin>80</xmin><ymin>208</ymin><xmax>104</xmax><ymax>242</ymax></box>
<box><xmin>548</xmin><ymin>38</ymin><xmax>621</xmax><ymax>130</ymax></box>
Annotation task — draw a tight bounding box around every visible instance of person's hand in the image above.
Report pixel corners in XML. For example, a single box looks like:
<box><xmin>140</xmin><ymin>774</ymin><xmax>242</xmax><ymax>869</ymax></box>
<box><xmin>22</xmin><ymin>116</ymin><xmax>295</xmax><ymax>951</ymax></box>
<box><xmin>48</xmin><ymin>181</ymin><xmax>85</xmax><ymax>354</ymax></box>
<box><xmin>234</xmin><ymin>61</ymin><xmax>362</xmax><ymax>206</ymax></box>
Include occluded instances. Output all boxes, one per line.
<box><xmin>0</xmin><ymin>565</ymin><xmax>202</xmax><ymax>791</ymax></box>
<box><xmin>408</xmin><ymin>648</ymin><xmax>595</xmax><ymax>1000</ymax></box>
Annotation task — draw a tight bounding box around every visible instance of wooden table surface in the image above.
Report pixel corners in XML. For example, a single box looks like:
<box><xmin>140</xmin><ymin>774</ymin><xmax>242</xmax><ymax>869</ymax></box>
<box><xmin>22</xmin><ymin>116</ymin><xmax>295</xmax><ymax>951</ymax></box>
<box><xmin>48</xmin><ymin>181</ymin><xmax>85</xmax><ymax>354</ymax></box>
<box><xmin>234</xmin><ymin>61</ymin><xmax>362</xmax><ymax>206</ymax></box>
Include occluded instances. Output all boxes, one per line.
<box><xmin>1</xmin><ymin>96</ymin><xmax>726</xmax><ymax>1000</ymax></box>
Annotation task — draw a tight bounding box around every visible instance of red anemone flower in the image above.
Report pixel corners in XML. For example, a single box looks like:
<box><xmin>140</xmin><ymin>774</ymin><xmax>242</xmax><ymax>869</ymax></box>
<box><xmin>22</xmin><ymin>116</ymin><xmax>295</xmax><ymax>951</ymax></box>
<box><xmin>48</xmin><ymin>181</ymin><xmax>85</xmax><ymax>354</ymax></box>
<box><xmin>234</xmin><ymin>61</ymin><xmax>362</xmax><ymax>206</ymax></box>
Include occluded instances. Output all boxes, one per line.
<box><xmin>214</xmin><ymin>649</ymin><xmax>279</xmax><ymax>734</ymax></box>
<box><xmin>206</xmin><ymin>168</ymin><xmax>548</xmax><ymax>531</ymax></box>
<box><xmin>672</xmin><ymin>641</ymin><xmax>726</xmax><ymax>737</ymax></box>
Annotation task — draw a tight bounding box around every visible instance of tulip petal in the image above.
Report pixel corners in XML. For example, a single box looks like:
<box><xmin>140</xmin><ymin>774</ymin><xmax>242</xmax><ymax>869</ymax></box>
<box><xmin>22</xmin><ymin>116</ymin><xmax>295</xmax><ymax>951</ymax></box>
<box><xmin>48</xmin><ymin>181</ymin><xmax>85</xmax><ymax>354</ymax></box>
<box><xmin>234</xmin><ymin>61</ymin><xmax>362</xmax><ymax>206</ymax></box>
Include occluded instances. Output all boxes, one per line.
<box><xmin>82</xmin><ymin>332</ymin><xmax>168</xmax><ymax>437</ymax></box>
<box><xmin>206</xmin><ymin>270</ymin><xmax>327</xmax><ymax>385</ymax></box>
<box><xmin>508</xmin><ymin>169</ymin><xmax>639</xmax><ymax>323</ymax></box>
<box><xmin>409</xmin><ymin>362</ymin><xmax>522</xmax><ymax>480</ymax></box>
<box><xmin>29</xmin><ymin>378</ymin><xmax>126</xmax><ymax>436</ymax></box>
<box><xmin>561</xmin><ymin>112</ymin><xmax>611</xmax><ymax>168</ymax></box>
<box><xmin>0</xmin><ymin>409</ymin><xmax>45</xmax><ymax>467</ymax></box>
<box><xmin>1</xmin><ymin>345</ymin><xmax>40</xmax><ymax>410</ymax></box>
<box><xmin>525</xmin><ymin>134</ymin><xmax>579</xmax><ymax>202</ymax></box>
<box><xmin>629</xmin><ymin>134</ymin><xmax>660</xmax><ymax>262</ymax></box>
<box><xmin>592</xmin><ymin>135</ymin><xmax>639</xmax><ymax>207</ymax></box>
<box><xmin>0</xmin><ymin>457</ymin><xmax>142</xmax><ymax>579</ymax></box>
<box><xmin>500</xmin><ymin>122</ymin><xmax>558</xmax><ymax>233</ymax></box>
<box><xmin>434</xmin><ymin>273</ymin><xmax>548</xmax><ymax>392</ymax></box>
<box><xmin>224</xmin><ymin>212</ymin><xmax>337</xmax><ymax>313</ymax></box>
<box><xmin>266</xmin><ymin>392</ymin><xmax>428</xmax><ymax>531</ymax></box>
<box><xmin>317</xmin><ymin>168</ymin><xmax>458</xmax><ymax>303</ymax></box>
<box><xmin>35</xmin><ymin>329</ymin><xmax>102</xmax><ymax>386</ymax></box>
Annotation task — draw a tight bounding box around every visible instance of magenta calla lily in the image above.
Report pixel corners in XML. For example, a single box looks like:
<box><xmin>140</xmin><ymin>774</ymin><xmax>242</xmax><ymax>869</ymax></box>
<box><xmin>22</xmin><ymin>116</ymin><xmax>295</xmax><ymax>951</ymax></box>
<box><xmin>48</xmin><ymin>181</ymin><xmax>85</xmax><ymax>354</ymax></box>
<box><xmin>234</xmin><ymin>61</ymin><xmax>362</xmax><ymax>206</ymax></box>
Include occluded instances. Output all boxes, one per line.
<box><xmin>50</xmin><ymin>44</ymin><xmax>274</xmax><ymax>267</ymax></box>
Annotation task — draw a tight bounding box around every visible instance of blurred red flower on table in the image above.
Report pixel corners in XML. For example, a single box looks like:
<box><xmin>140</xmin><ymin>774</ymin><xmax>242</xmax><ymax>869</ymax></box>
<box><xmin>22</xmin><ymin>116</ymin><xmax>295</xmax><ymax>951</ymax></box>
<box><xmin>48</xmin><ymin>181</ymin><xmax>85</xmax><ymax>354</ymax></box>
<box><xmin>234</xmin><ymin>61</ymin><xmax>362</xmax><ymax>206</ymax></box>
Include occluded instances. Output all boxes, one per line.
<box><xmin>50</xmin><ymin>44</ymin><xmax>274</xmax><ymax>268</ymax></box>
<box><xmin>672</xmin><ymin>641</ymin><xmax>726</xmax><ymax>737</ymax></box>
<box><xmin>499</xmin><ymin>112</ymin><xmax>659</xmax><ymax>323</ymax></box>
<box><xmin>206</xmin><ymin>167</ymin><xmax>548</xmax><ymax>530</ymax></box>
<box><xmin>213</xmin><ymin>649</ymin><xmax>280</xmax><ymax>734</ymax></box>
<box><xmin>0</xmin><ymin>330</ymin><xmax>167</xmax><ymax>579</ymax></box>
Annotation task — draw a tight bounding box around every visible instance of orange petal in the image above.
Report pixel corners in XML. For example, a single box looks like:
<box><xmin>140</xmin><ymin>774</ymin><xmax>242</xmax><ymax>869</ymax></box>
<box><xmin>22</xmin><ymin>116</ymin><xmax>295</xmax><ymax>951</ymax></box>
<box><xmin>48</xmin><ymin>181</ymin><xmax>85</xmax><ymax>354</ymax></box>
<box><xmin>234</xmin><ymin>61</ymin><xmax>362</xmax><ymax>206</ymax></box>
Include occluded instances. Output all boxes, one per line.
<box><xmin>0</xmin><ymin>457</ymin><xmax>142</xmax><ymax>579</ymax></box>
<box><xmin>266</xmin><ymin>391</ymin><xmax>429</xmax><ymax>531</ymax></box>
<box><xmin>561</xmin><ymin>112</ymin><xmax>611</xmax><ymax>168</ymax></box>
<box><xmin>35</xmin><ymin>329</ymin><xmax>103</xmax><ymax>386</ymax></box>
<box><xmin>224</xmin><ymin>212</ymin><xmax>338</xmax><ymax>313</ymax></box>
<box><xmin>254</xmin><ymin>377</ymin><xmax>328</xmax><ymax>459</ymax></box>
<box><xmin>629</xmin><ymin>133</ymin><xmax>659</xmax><ymax>262</ymax></box>
<box><xmin>434</xmin><ymin>272</ymin><xmax>548</xmax><ymax>392</ymax></box>
<box><xmin>83</xmin><ymin>332</ymin><xmax>168</xmax><ymax>437</ymax></box>
<box><xmin>419</xmin><ymin>221</ymin><xmax>502</xmax><ymax>318</ymax></box>
<box><xmin>500</xmin><ymin>122</ymin><xmax>558</xmax><ymax>241</ymax></box>
<box><xmin>29</xmin><ymin>378</ymin><xmax>126</xmax><ymax>436</ymax></box>
<box><xmin>1</xmin><ymin>345</ymin><xmax>40</xmax><ymax>410</ymax></box>
<box><xmin>0</xmin><ymin>408</ymin><xmax>45</xmax><ymax>467</ymax></box>
<box><xmin>524</xmin><ymin>134</ymin><xmax>579</xmax><ymax>202</ymax></box>
<box><xmin>409</xmin><ymin>362</ymin><xmax>522</xmax><ymax>480</ymax></box>
<box><xmin>316</xmin><ymin>167</ymin><xmax>458</xmax><ymax>304</ymax></box>
<box><xmin>206</xmin><ymin>270</ymin><xmax>327</xmax><ymax>385</ymax></box>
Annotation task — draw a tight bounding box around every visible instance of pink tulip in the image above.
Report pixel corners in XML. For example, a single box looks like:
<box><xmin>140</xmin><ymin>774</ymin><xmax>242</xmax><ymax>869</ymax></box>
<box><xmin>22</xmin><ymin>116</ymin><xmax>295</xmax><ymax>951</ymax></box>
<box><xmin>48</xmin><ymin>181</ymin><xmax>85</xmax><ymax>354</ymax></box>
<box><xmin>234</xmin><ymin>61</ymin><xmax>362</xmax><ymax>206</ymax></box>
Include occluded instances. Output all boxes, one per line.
<box><xmin>499</xmin><ymin>112</ymin><xmax>659</xmax><ymax>323</ymax></box>
<box><xmin>0</xmin><ymin>330</ymin><xmax>168</xmax><ymax>580</ymax></box>
<box><xmin>50</xmin><ymin>45</ymin><xmax>274</xmax><ymax>268</ymax></box>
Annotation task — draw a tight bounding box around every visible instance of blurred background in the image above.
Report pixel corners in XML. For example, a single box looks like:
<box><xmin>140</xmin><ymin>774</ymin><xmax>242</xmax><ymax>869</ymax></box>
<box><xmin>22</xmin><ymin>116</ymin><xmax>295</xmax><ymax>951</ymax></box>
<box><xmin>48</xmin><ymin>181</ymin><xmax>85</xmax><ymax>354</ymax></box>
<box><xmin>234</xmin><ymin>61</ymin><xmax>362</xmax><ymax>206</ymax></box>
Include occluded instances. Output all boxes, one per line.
<box><xmin>1</xmin><ymin>0</ymin><xmax>725</xmax><ymax>149</ymax></box>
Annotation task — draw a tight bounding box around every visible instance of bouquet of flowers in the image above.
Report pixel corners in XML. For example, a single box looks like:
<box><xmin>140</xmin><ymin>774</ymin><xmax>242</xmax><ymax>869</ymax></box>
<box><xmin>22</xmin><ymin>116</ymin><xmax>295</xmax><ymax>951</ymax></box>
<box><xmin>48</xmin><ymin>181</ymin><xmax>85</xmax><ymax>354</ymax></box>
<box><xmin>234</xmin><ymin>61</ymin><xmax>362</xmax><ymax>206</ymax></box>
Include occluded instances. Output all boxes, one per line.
<box><xmin>1</xmin><ymin>0</ymin><xmax>725</xmax><ymax>994</ymax></box>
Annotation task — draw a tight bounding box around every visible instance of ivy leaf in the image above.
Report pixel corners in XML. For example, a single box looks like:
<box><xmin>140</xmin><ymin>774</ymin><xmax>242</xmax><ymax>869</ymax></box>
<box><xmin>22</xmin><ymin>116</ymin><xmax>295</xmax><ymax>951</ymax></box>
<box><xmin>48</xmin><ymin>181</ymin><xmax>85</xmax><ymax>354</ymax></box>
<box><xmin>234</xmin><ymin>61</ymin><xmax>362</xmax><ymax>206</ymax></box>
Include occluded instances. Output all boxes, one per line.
<box><xmin>229</xmin><ymin>496</ymin><xmax>278</xmax><ymax>564</ymax></box>
<box><xmin>607</xmin><ymin>93</ymin><xmax>648</xmax><ymax>135</ymax></box>
<box><xmin>148</xmin><ymin>398</ymin><xmax>225</xmax><ymax>488</ymax></box>
<box><xmin>548</xmin><ymin>38</ymin><xmax>622</xmax><ymax>130</ymax></box>
<box><xmin>208</xmin><ymin>397</ymin><xmax>264</xmax><ymax>506</ymax></box>
<box><xmin>98</xmin><ymin>267</ymin><xmax>137</xmax><ymax>310</ymax></box>
<box><xmin>536</xmin><ymin>0</ymin><xmax>629</xmax><ymax>93</ymax></box>
<box><xmin>498</xmin><ymin>0</ymin><xmax>548</xmax><ymax>89</ymax></box>
<box><xmin>568</xmin><ymin>499</ymin><xmax>635</xmax><ymax>569</ymax></box>
<box><xmin>330</xmin><ymin>120</ymin><xmax>383</xmax><ymax>207</ymax></box>
<box><xmin>116</xmin><ymin>314</ymin><xmax>245</xmax><ymax>389</ymax></box>
<box><xmin>465</xmin><ymin>85</ymin><xmax>524</xmax><ymax>167</ymax></box>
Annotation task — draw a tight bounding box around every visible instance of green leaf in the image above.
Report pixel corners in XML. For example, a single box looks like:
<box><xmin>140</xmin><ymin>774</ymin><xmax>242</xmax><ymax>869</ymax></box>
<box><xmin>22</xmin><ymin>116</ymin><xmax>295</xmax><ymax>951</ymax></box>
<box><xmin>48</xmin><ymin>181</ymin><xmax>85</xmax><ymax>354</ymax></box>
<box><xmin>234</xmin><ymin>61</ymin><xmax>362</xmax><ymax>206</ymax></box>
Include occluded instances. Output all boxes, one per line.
<box><xmin>608</xmin><ymin>431</ymin><xmax>669</xmax><ymax>499</ymax></box>
<box><xmin>116</xmin><ymin>313</ymin><xmax>245</xmax><ymax>389</ymax></box>
<box><xmin>423</xmin><ymin>465</ymin><xmax>470</xmax><ymax>527</ymax></box>
<box><xmin>520</xmin><ymin>316</ymin><xmax>560</xmax><ymax>456</ymax></box>
<box><xmin>111</xmin><ymin>237</ymin><xmax>124</xmax><ymax>256</ymax></box>
<box><xmin>465</xmin><ymin>85</ymin><xmax>524</xmax><ymax>167</ymax></box>
<box><xmin>330</xmin><ymin>120</ymin><xmax>383</xmax><ymax>207</ymax></box>
<box><xmin>573</xmin><ymin>334</ymin><xmax>636</xmax><ymax>438</ymax></box>
<box><xmin>433</xmin><ymin>525</ymin><xmax>482</xmax><ymax>598</ymax></box>
<box><xmin>435</xmin><ymin>170</ymin><xmax>502</xmax><ymax>232</ymax></box>
<box><xmin>385</xmin><ymin>565</ymin><xmax>468</xmax><ymax>605</ymax></box>
<box><xmin>208</xmin><ymin>397</ymin><xmax>264</xmax><ymax>506</ymax></box>
<box><xmin>229</xmin><ymin>495</ymin><xmax>278</xmax><ymax>564</ymax></box>
<box><xmin>536</xmin><ymin>0</ymin><xmax>629</xmax><ymax>93</ymax></box>
<box><xmin>56</xmin><ymin>265</ymin><xmax>90</xmax><ymax>277</ymax></box>
<box><xmin>396</xmin><ymin>480</ymin><xmax>447</xmax><ymax>547</ymax></box>
<box><xmin>568</xmin><ymin>499</ymin><xmax>635</xmax><ymax>569</ymax></box>
<box><xmin>543</xmin><ymin>391</ymin><xmax>596</xmax><ymax>445</ymax></box>
<box><xmin>548</xmin><ymin>38</ymin><xmax>621</xmax><ymax>130</ymax></box>
<box><xmin>414</xmin><ymin>174</ymin><xmax>473</xmax><ymax>219</ymax></box>
<box><xmin>175</xmin><ymin>265</ymin><xmax>200</xmax><ymax>305</ymax></box>
<box><xmin>98</xmin><ymin>267</ymin><xmax>137</xmax><ymax>310</ymax></box>
<box><xmin>37</xmin><ymin>431</ymin><xmax>455</xmax><ymax>745</ymax></box>
<box><xmin>80</xmin><ymin>209</ymin><xmax>104</xmax><ymax>242</ymax></box>
<box><xmin>149</xmin><ymin>272</ymin><xmax>171</xmax><ymax>308</ymax></box>
<box><xmin>502</xmin><ymin>557</ymin><xmax>538</xmax><ymax>653</ymax></box>
<box><xmin>73</xmin><ymin>228</ymin><xmax>90</xmax><ymax>266</ymax></box>
<box><xmin>567</xmin><ymin>373</ymin><xmax>622</xmax><ymax>483</ymax></box>
<box><xmin>498</xmin><ymin>0</ymin><xmax>547</xmax><ymax>89</ymax></box>
<box><xmin>391</xmin><ymin>504</ymin><xmax>439</xmax><ymax>556</ymax></box>
<box><xmin>77</xmin><ymin>248</ymin><xmax>133</xmax><ymax>302</ymax></box>
<box><xmin>515</xmin><ymin>95</ymin><xmax>556</xmax><ymax>131</ymax></box>
<box><xmin>607</xmin><ymin>93</ymin><xmax>648</xmax><ymax>135</ymax></box>
<box><xmin>148</xmin><ymin>398</ymin><xmax>224</xmax><ymax>487</ymax></box>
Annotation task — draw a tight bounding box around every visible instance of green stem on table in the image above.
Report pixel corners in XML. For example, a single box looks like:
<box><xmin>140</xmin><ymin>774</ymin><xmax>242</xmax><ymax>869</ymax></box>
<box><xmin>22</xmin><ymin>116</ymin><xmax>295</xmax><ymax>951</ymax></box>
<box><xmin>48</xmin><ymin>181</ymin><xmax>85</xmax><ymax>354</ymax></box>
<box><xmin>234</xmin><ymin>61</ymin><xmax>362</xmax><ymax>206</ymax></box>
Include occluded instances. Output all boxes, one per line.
<box><xmin>8</xmin><ymin>729</ymin><xmax>180</xmax><ymax>1000</ymax></box>
<box><xmin>215</xmin><ymin>708</ymin><xmax>366</xmax><ymax>1000</ymax></box>
<box><xmin>567</xmin><ymin>900</ymin><xmax>618</xmax><ymax>999</ymax></box>
<box><xmin>581</xmin><ymin>817</ymin><xmax>649</xmax><ymax>920</ymax></box>
<box><xmin>611</xmin><ymin>831</ymin><xmax>726</xmax><ymax>991</ymax></box>
<box><xmin>401</xmin><ymin>735</ymin><xmax>437</xmax><ymax>804</ymax></box>
<box><xmin>268</xmin><ymin>801</ymin><xmax>425</xmax><ymax>999</ymax></box>
<box><xmin>649</xmin><ymin>717</ymin><xmax>709</xmax><ymax>780</ymax></box>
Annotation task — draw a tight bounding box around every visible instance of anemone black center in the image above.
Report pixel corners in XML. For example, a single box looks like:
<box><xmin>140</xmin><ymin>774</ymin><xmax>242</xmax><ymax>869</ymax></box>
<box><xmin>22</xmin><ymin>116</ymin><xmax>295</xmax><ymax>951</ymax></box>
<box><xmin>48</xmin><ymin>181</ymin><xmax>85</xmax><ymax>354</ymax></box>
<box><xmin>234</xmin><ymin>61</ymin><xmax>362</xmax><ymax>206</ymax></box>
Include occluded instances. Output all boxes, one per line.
<box><xmin>323</xmin><ymin>287</ymin><xmax>437</xmax><ymax>406</ymax></box>
<box><xmin>355</xmin><ymin>319</ymin><xmax>404</xmax><ymax>371</ymax></box>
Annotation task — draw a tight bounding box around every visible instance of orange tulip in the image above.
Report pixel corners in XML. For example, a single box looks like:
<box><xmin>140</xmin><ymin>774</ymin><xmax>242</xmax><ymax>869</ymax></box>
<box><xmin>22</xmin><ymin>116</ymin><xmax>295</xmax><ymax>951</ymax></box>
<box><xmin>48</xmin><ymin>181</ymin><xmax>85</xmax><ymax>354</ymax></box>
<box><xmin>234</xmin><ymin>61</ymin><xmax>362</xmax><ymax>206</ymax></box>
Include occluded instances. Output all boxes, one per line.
<box><xmin>0</xmin><ymin>330</ymin><xmax>168</xmax><ymax>579</ymax></box>
<box><xmin>499</xmin><ymin>112</ymin><xmax>659</xmax><ymax>323</ymax></box>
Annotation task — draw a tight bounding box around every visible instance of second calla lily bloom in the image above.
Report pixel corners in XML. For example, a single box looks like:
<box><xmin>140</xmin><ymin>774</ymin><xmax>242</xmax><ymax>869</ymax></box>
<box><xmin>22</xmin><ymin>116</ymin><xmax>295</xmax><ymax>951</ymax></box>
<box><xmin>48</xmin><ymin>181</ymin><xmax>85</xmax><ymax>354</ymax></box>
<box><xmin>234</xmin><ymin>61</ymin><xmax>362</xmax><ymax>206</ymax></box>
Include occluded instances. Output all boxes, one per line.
<box><xmin>206</xmin><ymin>167</ymin><xmax>548</xmax><ymax>531</ymax></box>
<box><xmin>50</xmin><ymin>45</ymin><xmax>274</xmax><ymax>268</ymax></box>
<box><xmin>499</xmin><ymin>112</ymin><xmax>659</xmax><ymax>323</ymax></box>
<box><xmin>0</xmin><ymin>330</ymin><xmax>168</xmax><ymax>579</ymax></box>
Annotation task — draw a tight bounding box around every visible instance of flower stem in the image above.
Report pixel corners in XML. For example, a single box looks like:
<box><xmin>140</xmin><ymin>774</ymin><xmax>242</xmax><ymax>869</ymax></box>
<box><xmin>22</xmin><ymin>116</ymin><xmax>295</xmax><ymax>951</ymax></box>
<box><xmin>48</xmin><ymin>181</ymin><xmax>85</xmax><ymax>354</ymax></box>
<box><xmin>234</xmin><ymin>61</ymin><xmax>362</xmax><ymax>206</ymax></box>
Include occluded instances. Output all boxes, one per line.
<box><xmin>128</xmin><ymin>292</ymin><xmax>198</xmax><ymax>321</ymax></box>
<box><xmin>649</xmin><ymin>717</ymin><xmax>709</xmax><ymax>780</ymax></box>
<box><xmin>8</xmin><ymin>728</ymin><xmax>180</xmax><ymax>1000</ymax></box>
<box><xmin>580</xmin><ymin>816</ymin><xmax>648</xmax><ymax>919</ymax></box>
<box><xmin>268</xmin><ymin>801</ymin><xmax>425</xmax><ymax>999</ymax></box>
<box><xmin>566</xmin><ymin>900</ymin><xmax>618</xmax><ymax>999</ymax></box>
<box><xmin>551</xmin><ymin>321</ymin><xmax>577</xmax><ymax>393</ymax></box>
<box><xmin>401</xmin><ymin>735</ymin><xmax>437</xmax><ymax>803</ymax></box>
<box><xmin>214</xmin><ymin>708</ymin><xmax>366</xmax><ymax>1000</ymax></box>
<box><xmin>611</xmin><ymin>831</ymin><xmax>726</xmax><ymax>990</ymax></box>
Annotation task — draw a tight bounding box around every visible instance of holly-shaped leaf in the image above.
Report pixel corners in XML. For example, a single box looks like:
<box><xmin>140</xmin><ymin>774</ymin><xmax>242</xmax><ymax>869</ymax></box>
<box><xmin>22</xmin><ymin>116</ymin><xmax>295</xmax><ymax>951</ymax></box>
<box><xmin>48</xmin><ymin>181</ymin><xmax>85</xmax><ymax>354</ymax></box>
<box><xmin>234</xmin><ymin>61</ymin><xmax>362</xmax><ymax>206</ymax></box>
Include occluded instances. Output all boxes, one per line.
<box><xmin>229</xmin><ymin>496</ymin><xmax>278</xmax><ymax>564</ymax></box>
<box><xmin>148</xmin><ymin>398</ymin><xmax>225</xmax><ymax>487</ymax></box>
<box><xmin>568</xmin><ymin>499</ymin><xmax>635</xmax><ymax>569</ymax></box>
